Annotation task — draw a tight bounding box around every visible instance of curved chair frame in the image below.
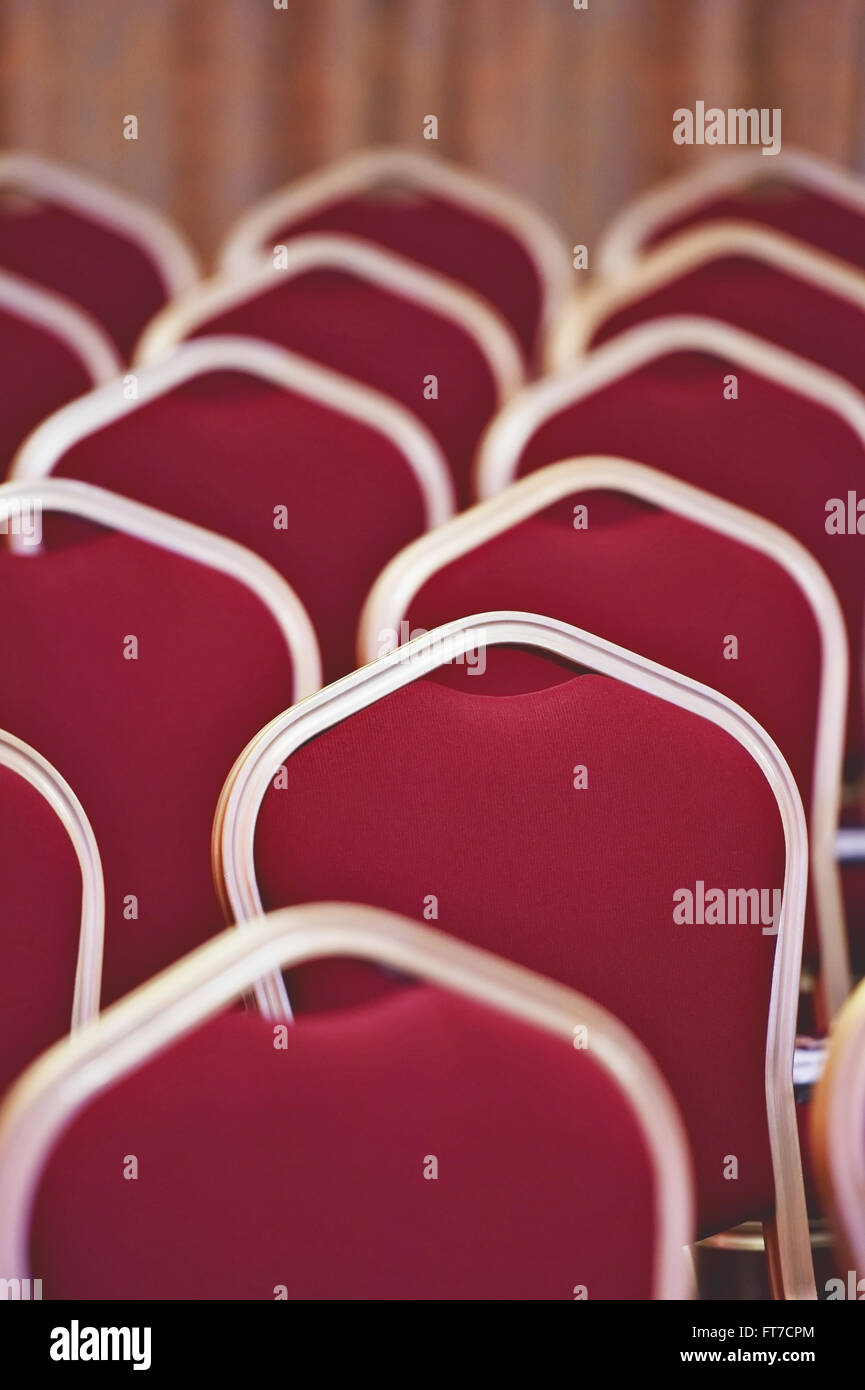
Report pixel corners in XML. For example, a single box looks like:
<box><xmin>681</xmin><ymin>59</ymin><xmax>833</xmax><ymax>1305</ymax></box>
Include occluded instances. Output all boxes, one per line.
<box><xmin>0</xmin><ymin>728</ymin><xmax>104</xmax><ymax>1031</ymax></box>
<box><xmin>9</xmin><ymin>335</ymin><xmax>455</xmax><ymax>527</ymax></box>
<box><xmin>358</xmin><ymin>457</ymin><xmax>850</xmax><ymax>1019</ymax></box>
<box><xmin>558</xmin><ymin>221</ymin><xmax>865</xmax><ymax>362</ymax></box>
<box><xmin>0</xmin><ymin>268</ymin><xmax>121</xmax><ymax>385</ymax></box>
<box><xmin>0</xmin><ymin>902</ymin><xmax>695</xmax><ymax>1300</ymax></box>
<box><xmin>812</xmin><ymin>976</ymin><xmax>865</xmax><ymax>1276</ymax></box>
<box><xmin>217</xmin><ymin>145</ymin><xmax>572</xmax><ymax>352</ymax></box>
<box><xmin>0</xmin><ymin>151</ymin><xmax>200</xmax><ymax>297</ymax></box>
<box><xmin>213</xmin><ymin>608</ymin><xmax>814</xmax><ymax>1299</ymax></box>
<box><xmin>598</xmin><ymin>147</ymin><xmax>865</xmax><ymax>278</ymax></box>
<box><xmin>133</xmin><ymin>233</ymin><xmax>525</xmax><ymax>406</ymax></box>
<box><xmin>0</xmin><ymin>477</ymin><xmax>323</xmax><ymax>698</ymax></box>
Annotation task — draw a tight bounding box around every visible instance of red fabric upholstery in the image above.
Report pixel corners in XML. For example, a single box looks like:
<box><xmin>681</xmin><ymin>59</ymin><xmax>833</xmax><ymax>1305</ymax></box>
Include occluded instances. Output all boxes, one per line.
<box><xmin>509</xmin><ymin>351</ymin><xmax>865</xmax><ymax>784</ymax></box>
<box><xmin>589</xmin><ymin>255</ymin><xmax>865</xmax><ymax>397</ymax></box>
<box><xmin>254</xmin><ymin>668</ymin><xmax>787</xmax><ymax>1236</ymax></box>
<box><xmin>272</xmin><ymin>190</ymin><xmax>544</xmax><ymax>365</ymax></box>
<box><xmin>52</xmin><ymin>369</ymin><xmax>428</xmax><ymax>683</ymax></box>
<box><xmin>645</xmin><ymin>185</ymin><xmax>865</xmax><ymax>272</ymax></box>
<box><xmin>0</xmin><ymin>201</ymin><xmax>167</xmax><ymax>358</ymax></box>
<box><xmin>0</xmin><ymin>530</ymin><xmax>294</xmax><ymax>1003</ymax></box>
<box><xmin>0</xmin><ymin>764</ymin><xmax>82</xmax><ymax>1097</ymax></box>
<box><xmin>31</xmin><ymin>997</ymin><xmax>656</xmax><ymax>1300</ymax></box>
<box><xmin>0</xmin><ymin>303</ymin><xmax>94</xmax><ymax>479</ymax></box>
<box><xmin>188</xmin><ymin>268</ymin><xmax>499</xmax><ymax>506</ymax></box>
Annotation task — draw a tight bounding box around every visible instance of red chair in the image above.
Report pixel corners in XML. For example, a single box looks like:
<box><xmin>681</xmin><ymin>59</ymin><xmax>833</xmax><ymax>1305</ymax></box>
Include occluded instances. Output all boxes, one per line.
<box><xmin>136</xmin><ymin>235</ymin><xmax>524</xmax><ymax>507</ymax></box>
<box><xmin>0</xmin><ymin>269</ymin><xmax>120</xmax><ymax>478</ymax></box>
<box><xmin>0</xmin><ymin>477</ymin><xmax>318</xmax><ymax>1006</ymax></box>
<box><xmin>0</xmin><ymin>729</ymin><xmax>103</xmax><ymax>1098</ymax></box>
<box><xmin>215</xmin><ymin>612</ymin><xmax>814</xmax><ymax>1297</ymax></box>
<box><xmin>554</xmin><ymin>223</ymin><xmax>865</xmax><ymax>400</ymax></box>
<box><xmin>10</xmin><ymin>336</ymin><xmax>453</xmax><ymax>684</ymax></box>
<box><xmin>0</xmin><ymin>152</ymin><xmax>199</xmax><ymax>359</ymax></box>
<box><xmin>0</xmin><ymin>905</ymin><xmax>694</xmax><ymax>1301</ymax></box>
<box><xmin>358</xmin><ymin>457</ymin><xmax>849</xmax><ymax>1021</ymax></box>
<box><xmin>812</xmin><ymin>975</ymin><xmax>865</xmax><ymax>1285</ymax></box>
<box><xmin>598</xmin><ymin>148</ymin><xmax>865</xmax><ymax>278</ymax></box>
<box><xmin>218</xmin><ymin>147</ymin><xmax>572</xmax><ymax>371</ymax></box>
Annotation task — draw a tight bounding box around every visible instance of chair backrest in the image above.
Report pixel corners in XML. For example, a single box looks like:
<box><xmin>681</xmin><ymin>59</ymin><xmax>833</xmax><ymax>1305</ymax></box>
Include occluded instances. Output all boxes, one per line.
<box><xmin>218</xmin><ymin>147</ymin><xmax>572</xmax><ymax>370</ymax></box>
<box><xmin>214</xmin><ymin>612</ymin><xmax>814</xmax><ymax>1297</ymax></box>
<box><xmin>0</xmin><ymin>270</ymin><xmax>120</xmax><ymax>478</ymax></box>
<box><xmin>478</xmin><ymin>318</ymin><xmax>865</xmax><ymax>812</ymax></box>
<box><xmin>0</xmin><ymin>729</ymin><xmax>103</xmax><ymax>1098</ymax></box>
<box><xmin>10</xmin><ymin>337</ymin><xmax>454</xmax><ymax>684</ymax></box>
<box><xmin>358</xmin><ymin>457</ymin><xmax>849</xmax><ymax>1017</ymax></box>
<box><xmin>812</xmin><ymin>975</ymin><xmax>865</xmax><ymax>1281</ymax></box>
<box><xmin>0</xmin><ymin>152</ymin><xmax>199</xmax><ymax>358</ymax></box>
<box><xmin>560</xmin><ymin>223</ymin><xmax>865</xmax><ymax>402</ymax></box>
<box><xmin>0</xmin><ymin>477</ymin><xmax>318</xmax><ymax>1006</ymax></box>
<box><xmin>598</xmin><ymin>148</ymin><xmax>865</xmax><ymax>278</ymax></box>
<box><xmin>0</xmin><ymin>905</ymin><xmax>694</xmax><ymax>1300</ymax></box>
<box><xmin>136</xmin><ymin>234</ymin><xmax>525</xmax><ymax>507</ymax></box>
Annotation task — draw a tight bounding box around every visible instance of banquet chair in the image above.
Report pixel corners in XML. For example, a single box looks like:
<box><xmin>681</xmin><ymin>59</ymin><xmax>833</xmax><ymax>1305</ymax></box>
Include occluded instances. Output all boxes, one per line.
<box><xmin>214</xmin><ymin>612</ymin><xmax>814</xmax><ymax>1298</ymax></box>
<box><xmin>0</xmin><ymin>477</ymin><xmax>319</xmax><ymax>1006</ymax></box>
<box><xmin>811</xmin><ymin>975</ymin><xmax>865</xmax><ymax>1284</ymax></box>
<box><xmin>358</xmin><ymin>457</ymin><xmax>849</xmax><ymax>1021</ymax></box>
<box><xmin>0</xmin><ymin>269</ymin><xmax>120</xmax><ymax>478</ymax></box>
<box><xmin>0</xmin><ymin>905</ymin><xmax>693</xmax><ymax>1301</ymax></box>
<box><xmin>10</xmin><ymin>336</ymin><xmax>454</xmax><ymax>683</ymax></box>
<box><xmin>598</xmin><ymin>147</ymin><xmax>865</xmax><ymax>279</ymax></box>
<box><xmin>218</xmin><ymin>146</ymin><xmax>572</xmax><ymax>371</ymax></box>
<box><xmin>0</xmin><ymin>729</ymin><xmax>103</xmax><ymax>1098</ymax></box>
<box><xmin>135</xmin><ymin>234</ymin><xmax>524</xmax><ymax>506</ymax></box>
<box><xmin>0</xmin><ymin>152</ymin><xmax>199</xmax><ymax>358</ymax></box>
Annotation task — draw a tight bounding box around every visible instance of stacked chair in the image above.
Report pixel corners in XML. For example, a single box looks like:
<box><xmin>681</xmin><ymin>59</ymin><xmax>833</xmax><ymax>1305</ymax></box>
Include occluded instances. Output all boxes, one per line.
<box><xmin>0</xmin><ymin>143</ymin><xmax>863</xmax><ymax>1301</ymax></box>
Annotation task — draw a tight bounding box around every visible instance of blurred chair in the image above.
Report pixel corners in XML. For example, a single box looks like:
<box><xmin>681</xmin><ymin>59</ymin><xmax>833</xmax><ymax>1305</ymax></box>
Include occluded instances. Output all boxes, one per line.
<box><xmin>136</xmin><ymin>234</ymin><xmax>524</xmax><ymax>506</ymax></box>
<box><xmin>218</xmin><ymin>146</ymin><xmax>572</xmax><ymax>371</ymax></box>
<box><xmin>0</xmin><ymin>729</ymin><xmax>103</xmax><ymax>1098</ymax></box>
<box><xmin>0</xmin><ymin>477</ymin><xmax>318</xmax><ymax>1005</ymax></box>
<box><xmin>0</xmin><ymin>152</ymin><xmax>199</xmax><ymax>358</ymax></box>
<box><xmin>0</xmin><ymin>905</ymin><xmax>694</xmax><ymax>1301</ymax></box>
<box><xmin>10</xmin><ymin>336</ymin><xmax>453</xmax><ymax>684</ymax></box>
<box><xmin>215</xmin><ymin>612</ymin><xmax>814</xmax><ymax>1298</ymax></box>
<box><xmin>598</xmin><ymin>148</ymin><xmax>865</xmax><ymax>278</ymax></box>
<box><xmin>812</xmin><ymin>975</ymin><xmax>865</xmax><ymax>1283</ymax></box>
<box><xmin>358</xmin><ymin>457</ymin><xmax>849</xmax><ymax>1021</ymax></box>
<box><xmin>0</xmin><ymin>269</ymin><xmax>120</xmax><ymax>478</ymax></box>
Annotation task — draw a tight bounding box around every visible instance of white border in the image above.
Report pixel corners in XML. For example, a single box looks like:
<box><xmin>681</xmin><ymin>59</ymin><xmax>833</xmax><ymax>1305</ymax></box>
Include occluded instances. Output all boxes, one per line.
<box><xmin>358</xmin><ymin>457</ymin><xmax>850</xmax><ymax>1019</ymax></box>
<box><xmin>598</xmin><ymin>147</ymin><xmax>865</xmax><ymax>278</ymax></box>
<box><xmin>0</xmin><ymin>151</ymin><xmax>200</xmax><ymax>297</ymax></box>
<box><xmin>0</xmin><ymin>268</ymin><xmax>121</xmax><ymax>385</ymax></box>
<box><xmin>0</xmin><ymin>728</ymin><xmax>104</xmax><ymax>1032</ymax></box>
<box><xmin>217</xmin><ymin>146</ymin><xmax>572</xmax><ymax>356</ymax></box>
<box><xmin>213</xmin><ymin>609</ymin><xmax>814</xmax><ymax>1298</ymax></box>
<box><xmin>133</xmin><ymin>233</ymin><xmax>526</xmax><ymax>407</ymax></box>
<box><xmin>0</xmin><ymin>902</ymin><xmax>695</xmax><ymax>1300</ymax></box>
<box><xmin>0</xmin><ymin>477</ymin><xmax>322</xmax><ymax>698</ymax></box>
<box><xmin>9</xmin><ymin>335</ymin><xmax>455</xmax><ymax>528</ymax></box>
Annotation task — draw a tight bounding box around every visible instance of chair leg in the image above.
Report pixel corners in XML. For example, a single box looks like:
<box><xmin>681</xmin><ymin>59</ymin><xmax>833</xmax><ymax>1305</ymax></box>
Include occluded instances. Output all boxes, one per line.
<box><xmin>763</xmin><ymin>1217</ymin><xmax>785</xmax><ymax>1298</ymax></box>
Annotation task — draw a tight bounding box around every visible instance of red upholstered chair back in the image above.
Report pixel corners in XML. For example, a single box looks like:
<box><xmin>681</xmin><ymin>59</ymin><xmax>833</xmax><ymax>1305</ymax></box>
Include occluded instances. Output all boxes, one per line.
<box><xmin>598</xmin><ymin>151</ymin><xmax>865</xmax><ymax>276</ymax></box>
<box><xmin>478</xmin><ymin>328</ymin><xmax>865</xmax><ymax>795</ymax></box>
<box><xmin>0</xmin><ymin>153</ymin><xmax>198</xmax><ymax>358</ymax></box>
<box><xmin>0</xmin><ymin>733</ymin><xmax>102</xmax><ymax>1099</ymax></box>
<box><xmin>0</xmin><ymin>478</ymin><xmax>316</xmax><ymax>1006</ymax></box>
<box><xmin>0</xmin><ymin>272</ymin><xmax>120</xmax><ymax>480</ymax></box>
<box><xmin>11</xmin><ymin>340</ymin><xmax>453</xmax><ymax>684</ymax></box>
<box><xmin>218</xmin><ymin>150</ymin><xmax>571</xmax><ymax>369</ymax></box>
<box><xmin>2</xmin><ymin>906</ymin><xmax>694</xmax><ymax>1300</ymax></box>
<box><xmin>136</xmin><ymin>237</ymin><xmax>524</xmax><ymax>507</ymax></box>
<box><xmin>218</xmin><ymin>617</ymin><xmax>807</xmax><ymax>1246</ymax></box>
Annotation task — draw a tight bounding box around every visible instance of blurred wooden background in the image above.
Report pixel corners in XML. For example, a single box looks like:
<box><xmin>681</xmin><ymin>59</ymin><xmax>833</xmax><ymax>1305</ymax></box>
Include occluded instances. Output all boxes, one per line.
<box><xmin>1</xmin><ymin>0</ymin><xmax>863</xmax><ymax>265</ymax></box>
